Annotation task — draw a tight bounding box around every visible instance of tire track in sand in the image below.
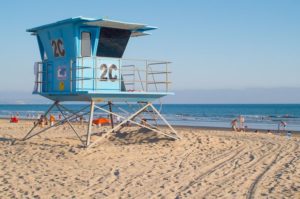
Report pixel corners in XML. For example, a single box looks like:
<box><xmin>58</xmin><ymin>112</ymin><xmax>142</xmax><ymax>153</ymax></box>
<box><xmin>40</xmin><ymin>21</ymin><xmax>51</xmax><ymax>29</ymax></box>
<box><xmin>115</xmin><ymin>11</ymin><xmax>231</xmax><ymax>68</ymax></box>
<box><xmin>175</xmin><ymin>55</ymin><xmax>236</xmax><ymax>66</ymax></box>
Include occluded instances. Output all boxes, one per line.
<box><xmin>199</xmin><ymin>140</ymin><xmax>283</xmax><ymax>198</ymax></box>
<box><xmin>129</xmin><ymin>142</ymin><xmax>246</xmax><ymax>198</ymax></box>
<box><xmin>153</xmin><ymin>135</ymin><xmax>265</xmax><ymax>198</ymax></box>
<box><xmin>174</xmin><ymin>139</ymin><xmax>273</xmax><ymax>198</ymax></box>
<box><xmin>246</xmin><ymin>140</ymin><xmax>299</xmax><ymax>199</ymax></box>
<box><xmin>174</xmin><ymin>145</ymin><xmax>250</xmax><ymax>198</ymax></box>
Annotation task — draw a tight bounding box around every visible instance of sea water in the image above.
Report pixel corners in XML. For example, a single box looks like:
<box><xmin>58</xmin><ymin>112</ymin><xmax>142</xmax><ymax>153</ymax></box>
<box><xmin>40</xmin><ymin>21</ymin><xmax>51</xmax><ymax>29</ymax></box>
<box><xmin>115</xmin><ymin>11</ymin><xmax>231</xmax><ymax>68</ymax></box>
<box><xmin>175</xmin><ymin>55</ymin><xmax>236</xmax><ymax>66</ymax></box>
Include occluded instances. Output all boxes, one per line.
<box><xmin>1</xmin><ymin>104</ymin><xmax>300</xmax><ymax>131</ymax></box>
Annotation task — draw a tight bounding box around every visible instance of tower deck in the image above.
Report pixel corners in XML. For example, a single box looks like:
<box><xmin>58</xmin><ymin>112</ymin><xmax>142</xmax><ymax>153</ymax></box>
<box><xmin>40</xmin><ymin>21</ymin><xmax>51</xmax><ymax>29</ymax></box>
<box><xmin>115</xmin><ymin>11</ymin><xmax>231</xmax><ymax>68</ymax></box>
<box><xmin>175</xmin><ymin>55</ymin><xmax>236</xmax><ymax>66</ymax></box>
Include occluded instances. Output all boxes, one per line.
<box><xmin>34</xmin><ymin>57</ymin><xmax>173</xmax><ymax>102</ymax></box>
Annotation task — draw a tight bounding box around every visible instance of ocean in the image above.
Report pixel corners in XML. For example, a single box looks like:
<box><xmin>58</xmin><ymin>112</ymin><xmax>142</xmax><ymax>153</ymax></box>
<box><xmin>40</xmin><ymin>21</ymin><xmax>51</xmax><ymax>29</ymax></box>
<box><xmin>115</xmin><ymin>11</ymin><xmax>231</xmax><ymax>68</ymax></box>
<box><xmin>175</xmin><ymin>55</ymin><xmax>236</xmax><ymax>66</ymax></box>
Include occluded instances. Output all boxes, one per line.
<box><xmin>1</xmin><ymin>104</ymin><xmax>300</xmax><ymax>131</ymax></box>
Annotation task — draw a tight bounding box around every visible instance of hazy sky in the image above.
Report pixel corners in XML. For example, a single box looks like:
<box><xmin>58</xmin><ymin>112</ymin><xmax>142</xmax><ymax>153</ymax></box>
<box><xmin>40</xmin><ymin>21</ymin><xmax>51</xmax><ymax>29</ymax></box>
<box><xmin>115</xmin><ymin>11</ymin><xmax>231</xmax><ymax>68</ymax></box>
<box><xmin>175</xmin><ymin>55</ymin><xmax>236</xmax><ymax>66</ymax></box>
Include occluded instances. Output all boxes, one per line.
<box><xmin>0</xmin><ymin>0</ymin><xmax>299</xmax><ymax>93</ymax></box>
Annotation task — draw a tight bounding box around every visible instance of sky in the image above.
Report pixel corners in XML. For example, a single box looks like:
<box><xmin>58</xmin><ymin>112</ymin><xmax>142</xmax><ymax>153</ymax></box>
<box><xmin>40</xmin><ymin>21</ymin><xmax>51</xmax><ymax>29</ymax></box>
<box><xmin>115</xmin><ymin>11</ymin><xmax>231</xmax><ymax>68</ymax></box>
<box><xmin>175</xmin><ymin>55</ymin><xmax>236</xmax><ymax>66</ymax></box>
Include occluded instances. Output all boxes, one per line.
<box><xmin>0</xmin><ymin>0</ymin><xmax>299</xmax><ymax>103</ymax></box>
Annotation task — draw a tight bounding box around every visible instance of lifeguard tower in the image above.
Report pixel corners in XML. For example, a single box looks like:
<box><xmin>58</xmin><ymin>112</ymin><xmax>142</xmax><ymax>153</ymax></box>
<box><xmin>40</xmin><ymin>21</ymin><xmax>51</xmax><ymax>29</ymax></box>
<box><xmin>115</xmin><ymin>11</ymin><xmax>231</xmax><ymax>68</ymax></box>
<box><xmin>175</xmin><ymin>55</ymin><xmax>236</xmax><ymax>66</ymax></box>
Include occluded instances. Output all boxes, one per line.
<box><xmin>23</xmin><ymin>17</ymin><xmax>180</xmax><ymax>147</ymax></box>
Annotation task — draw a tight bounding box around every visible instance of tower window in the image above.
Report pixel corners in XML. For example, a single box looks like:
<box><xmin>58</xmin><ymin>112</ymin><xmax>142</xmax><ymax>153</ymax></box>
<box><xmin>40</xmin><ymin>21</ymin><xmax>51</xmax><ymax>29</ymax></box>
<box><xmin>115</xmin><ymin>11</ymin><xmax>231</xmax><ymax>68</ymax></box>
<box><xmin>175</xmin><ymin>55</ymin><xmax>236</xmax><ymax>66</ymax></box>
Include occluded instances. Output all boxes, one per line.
<box><xmin>81</xmin><ymin>32</ymin><xmax>91</xmax><ymax>57</ymax></box>
<box><xmin>97</xmin><ymin>27</ymin><xmax>131</xmax><ymax>58</ymax></box>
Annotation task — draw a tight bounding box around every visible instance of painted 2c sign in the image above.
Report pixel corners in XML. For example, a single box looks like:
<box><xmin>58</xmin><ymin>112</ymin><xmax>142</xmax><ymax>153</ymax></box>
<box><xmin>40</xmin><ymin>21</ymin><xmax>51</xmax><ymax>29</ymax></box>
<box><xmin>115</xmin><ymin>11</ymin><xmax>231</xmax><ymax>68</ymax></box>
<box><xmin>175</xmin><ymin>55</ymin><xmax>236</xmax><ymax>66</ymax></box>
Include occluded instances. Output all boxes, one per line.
<box><xmin>100</xmin><ymin>64</ymin><xmax>118</xmax><ymax>82</ymax></box>
<box><xmin>51</xmin><ymin>39</ymin><xmax>65</xmax><ymax>57</ymax></box>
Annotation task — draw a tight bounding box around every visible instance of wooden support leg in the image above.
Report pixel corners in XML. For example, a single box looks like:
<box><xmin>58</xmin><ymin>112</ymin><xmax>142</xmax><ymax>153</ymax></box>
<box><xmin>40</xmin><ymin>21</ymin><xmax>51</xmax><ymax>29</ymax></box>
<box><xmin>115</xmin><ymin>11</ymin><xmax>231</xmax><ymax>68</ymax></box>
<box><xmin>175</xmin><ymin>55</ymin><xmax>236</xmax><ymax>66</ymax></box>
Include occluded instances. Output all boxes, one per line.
<box><xmin>86</xmin><ymin>101</ymin><xmax>95</xmax><ymax>147</ymax></box>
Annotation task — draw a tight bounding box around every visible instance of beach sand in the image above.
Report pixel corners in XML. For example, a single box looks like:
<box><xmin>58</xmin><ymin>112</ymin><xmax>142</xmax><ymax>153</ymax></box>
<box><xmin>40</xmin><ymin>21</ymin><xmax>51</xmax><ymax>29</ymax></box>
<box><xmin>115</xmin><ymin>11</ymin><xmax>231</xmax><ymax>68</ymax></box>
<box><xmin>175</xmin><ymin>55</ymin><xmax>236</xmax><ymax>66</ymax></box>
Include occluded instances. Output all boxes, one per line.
<box><xmin>0</xmin><ymin>119</ymin><xmax>300</xmax><ymax>198</ymax></box>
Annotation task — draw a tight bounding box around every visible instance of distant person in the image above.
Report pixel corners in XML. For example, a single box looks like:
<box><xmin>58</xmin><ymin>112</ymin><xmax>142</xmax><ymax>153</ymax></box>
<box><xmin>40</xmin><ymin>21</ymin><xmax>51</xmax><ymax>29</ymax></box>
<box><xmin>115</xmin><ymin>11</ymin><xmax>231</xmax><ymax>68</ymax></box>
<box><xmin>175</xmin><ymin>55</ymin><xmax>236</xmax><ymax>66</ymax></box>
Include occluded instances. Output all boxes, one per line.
<box><xmin>239</xmin><ymin>115</ymin><xmax>245</xmax><ymax>131</ymax></box>
<box><xmin>79</xmin><ymin>116</ymin><xmax>84</xmax><ymax>125</ymax></box>
<box><xmin>277</xmin><ymin>120</ymin><xmax>287</xmax><ymax>135</ymax></box>
<box><xmin>231</xmin><ymin>119</ymin><xmax>238</xmax><ymax>132</ymax></box>
<box><xmin>141</xmin><ymin>118</ymin><xmax>148</xmax><ymax>126</ymax></box>
<box><xmin>10</xmin><ymin>115</ymin><xmax>19</xmax><ymax>123</ymax></box>
<box><xmin>49</xmin><ymin>114</ymin><xmax>55</xmax><ymax>126</ymax></box>
<box><xmin>44</xmin><ymin>116</ymin><xmax>48</xmax><ymax>126</ymax></box>
<box><xmin>280</xmin><ymin>121</ymin><xmax>287</xmax><ymax>128</ymax></box>
<box><xmin>116</xmin><ymin>116</ymin><xmax>121</xmax><ymax>124</ymax></box>
<box><xmin>38</xmin><ymin>115</ymin><xmax>45</xmax><ymax>127</ymax></box>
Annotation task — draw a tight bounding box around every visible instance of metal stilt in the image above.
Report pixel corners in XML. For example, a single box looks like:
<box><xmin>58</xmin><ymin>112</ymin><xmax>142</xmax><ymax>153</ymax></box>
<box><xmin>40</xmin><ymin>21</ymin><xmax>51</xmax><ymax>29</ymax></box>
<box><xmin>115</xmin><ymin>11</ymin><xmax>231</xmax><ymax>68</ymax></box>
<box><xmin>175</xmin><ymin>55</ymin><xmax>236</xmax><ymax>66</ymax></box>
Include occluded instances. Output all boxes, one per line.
<box><xmin>108</xmin><ymin>101</ymin><xmax>114</xmax><ymax>130</ymax></box>
<box><xmin>56</xmin><ymin>104</ymin><xmax>85</xmax><ymax>145</ymax></box>
<box><xmin>21</xmin><ymin>102</ymin><xmax>90</xmax><ymax>143</ymax></box>
<box><xmin>88</xmin><ymin>103</ymin><xmax>151</xmax><ymax>148</ymax></box>
<box><xmin>21</xmin><ymin>101</ymin><xmax>180</xmax><ymax>148</ymax></box>
<box><xmin>86</xmin><ymin>101</ymin><xmax>95</xmax><ymax>147</ymax></box>
<box><xmin>87</xmin><ymin>102</ymin><xmax>180</xmax><ymax>148</ymax></box>
<box><xmin>22</xmin><ymin>101</ymin><xmax>58</xmax><ymax>141</ymax></box>
<box><xmin>149</xmin><ymin>103</ymin><xmax>181</xmax><ymax>139</ymax></box>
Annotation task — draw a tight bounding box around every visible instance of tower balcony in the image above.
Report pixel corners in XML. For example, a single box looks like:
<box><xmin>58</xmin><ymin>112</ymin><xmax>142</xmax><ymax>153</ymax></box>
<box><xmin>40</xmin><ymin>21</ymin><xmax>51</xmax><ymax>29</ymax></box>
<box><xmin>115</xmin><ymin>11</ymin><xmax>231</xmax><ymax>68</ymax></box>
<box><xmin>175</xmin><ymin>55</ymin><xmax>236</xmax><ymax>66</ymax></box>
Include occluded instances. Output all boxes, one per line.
<box><xmin>33</xmin><ymin>57</ymin><xmax>173</xmax><ymax>102</ymax></box>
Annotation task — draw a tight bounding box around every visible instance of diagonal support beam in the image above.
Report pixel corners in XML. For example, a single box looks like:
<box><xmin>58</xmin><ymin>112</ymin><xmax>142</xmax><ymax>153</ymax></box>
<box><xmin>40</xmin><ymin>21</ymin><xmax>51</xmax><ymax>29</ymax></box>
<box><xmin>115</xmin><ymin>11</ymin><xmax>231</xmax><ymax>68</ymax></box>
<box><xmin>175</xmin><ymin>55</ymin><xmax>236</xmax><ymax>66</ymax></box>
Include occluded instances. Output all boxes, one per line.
<box><xmin>88</xmin><ymin>103</ymin><xmax>151</xmax><ymax>148</ymax></box>
<box><xmin>58</xmin><ymin>104</ymin><xmax>91</xmax><ymax>120</ymax></box>
<box><xmin>22</xmin><ymin>104</ymin><xmax>91</xmax><ymax>141</ymax></box>
<box><xmin>99</xmin><ymin>103</ymin><xmax>180</xmax><ymax>140</ymax></box>
<box><xmin>56</xmin><ymin>104</ymin><xmax>85</xmax><ymax>145</ymax></box>
<box><xmin>22</xmin><ymin>101</ymin><xmax>58</xmax><ymax>141</ymax></box>
<box><xmin>149</xmin><ymin>103</ymin><xmax>181</xmax><ymax>139</ymax></box>
<box><xmin>21</xmin><ymin>101</ymin><xmax>180</xmax><ymax>148</ymax></box>
<box><xmin>88</xmin><ymin>102</ymin><xmax>179</xmax><ymax>148</ymax></box>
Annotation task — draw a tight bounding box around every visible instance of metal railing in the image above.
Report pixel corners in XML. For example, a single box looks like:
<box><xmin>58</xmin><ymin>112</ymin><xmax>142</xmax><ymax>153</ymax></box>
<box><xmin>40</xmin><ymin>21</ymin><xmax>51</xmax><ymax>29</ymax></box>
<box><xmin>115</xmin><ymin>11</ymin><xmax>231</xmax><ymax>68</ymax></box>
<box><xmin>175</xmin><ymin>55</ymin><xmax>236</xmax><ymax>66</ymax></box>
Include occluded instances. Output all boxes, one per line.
<box><xmin>76</xmin><ymin>57</ymin><xmax>172</xmax><ymax>93</ymax></box>
<box><xmin>33</xmin><ymin>61</ymin><xmax>53</xmax><ymax>93</ymax></box>
<box><xmin>33</xmin><ymin>57</ymin><xmax>172</xmax><ymax>94</ymax></box>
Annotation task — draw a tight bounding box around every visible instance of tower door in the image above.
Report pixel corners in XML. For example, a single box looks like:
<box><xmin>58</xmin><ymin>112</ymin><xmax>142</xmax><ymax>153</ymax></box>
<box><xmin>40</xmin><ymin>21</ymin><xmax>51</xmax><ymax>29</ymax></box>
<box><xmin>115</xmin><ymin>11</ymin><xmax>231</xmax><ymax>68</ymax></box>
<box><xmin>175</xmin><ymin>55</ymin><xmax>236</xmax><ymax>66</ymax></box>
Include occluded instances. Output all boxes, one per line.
<box><xmin>77</xmin><ymin>28</ymin><xmax>97</xmax><ymax>91</ymax></box>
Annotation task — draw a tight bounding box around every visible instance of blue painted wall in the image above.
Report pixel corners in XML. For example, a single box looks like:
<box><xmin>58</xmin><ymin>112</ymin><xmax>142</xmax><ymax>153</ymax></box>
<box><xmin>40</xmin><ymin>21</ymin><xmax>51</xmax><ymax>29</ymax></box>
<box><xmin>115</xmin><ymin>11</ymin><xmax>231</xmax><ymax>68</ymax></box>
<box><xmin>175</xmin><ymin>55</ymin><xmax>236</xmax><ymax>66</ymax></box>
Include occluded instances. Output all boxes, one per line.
<box><xmin>37</xmin><ymin>23</ymin><xmax>76</xmax><ymax>93</ymax></box>
<box><xmin>35</xmin><ymin>22</ymin><xmax>122</xmax><ymax>94</ymax></box>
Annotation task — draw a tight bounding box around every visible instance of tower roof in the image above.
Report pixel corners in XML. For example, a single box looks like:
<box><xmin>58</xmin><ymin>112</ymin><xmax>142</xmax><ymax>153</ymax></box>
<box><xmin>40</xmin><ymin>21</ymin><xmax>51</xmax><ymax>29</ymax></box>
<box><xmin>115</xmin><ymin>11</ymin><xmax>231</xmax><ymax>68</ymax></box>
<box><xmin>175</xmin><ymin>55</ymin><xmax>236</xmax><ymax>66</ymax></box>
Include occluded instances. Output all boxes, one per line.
<box><xmin>27</xmin><ymin>16</ymin><xmax>157</xmax><ymax>37</ymax></box>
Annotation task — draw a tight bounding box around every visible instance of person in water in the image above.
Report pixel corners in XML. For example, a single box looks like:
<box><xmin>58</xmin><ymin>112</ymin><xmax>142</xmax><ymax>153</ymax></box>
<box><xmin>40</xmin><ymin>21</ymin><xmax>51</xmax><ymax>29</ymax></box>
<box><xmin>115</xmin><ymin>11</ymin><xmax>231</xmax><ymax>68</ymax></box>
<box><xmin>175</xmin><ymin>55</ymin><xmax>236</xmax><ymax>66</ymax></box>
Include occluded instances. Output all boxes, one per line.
<box><xmin>277</xmin><ymin>120</ymin><xmax>287</xmax><ymax>135</ymax></box>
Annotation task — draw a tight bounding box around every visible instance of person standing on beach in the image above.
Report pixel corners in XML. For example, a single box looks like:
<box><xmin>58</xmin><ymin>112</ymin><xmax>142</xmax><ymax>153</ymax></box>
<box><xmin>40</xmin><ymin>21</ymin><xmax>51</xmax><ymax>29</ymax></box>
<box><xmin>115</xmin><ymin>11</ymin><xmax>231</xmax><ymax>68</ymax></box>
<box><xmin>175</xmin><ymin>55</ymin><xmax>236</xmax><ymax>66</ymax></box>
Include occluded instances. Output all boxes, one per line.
<box><xmin>49</xmin><ymin>114</ymin><xmax>55</xmax><ymax>126</ymax></box>
<box><xmin>80</xmin><ymin>116</ymin><xmax>84</xmax><ymax>125</ymax></box>
<box><xmin>231</xmin><ymin>119</ymin><xmax>238</xmax><ymax>131</ymax></box>
<box><xmin>239</xmin><ymin>115</ymin><xmax>245</xmax><ymax>132</ymax></box>
<box><xmin>39</xmin><ymin>115</ymin><xmax>45</xmax><ymax>127</ymax></box>
<box><xmin>116</xmin><ymin>116</ymin><xmax>121</xmax><ymax>124</ymax></box>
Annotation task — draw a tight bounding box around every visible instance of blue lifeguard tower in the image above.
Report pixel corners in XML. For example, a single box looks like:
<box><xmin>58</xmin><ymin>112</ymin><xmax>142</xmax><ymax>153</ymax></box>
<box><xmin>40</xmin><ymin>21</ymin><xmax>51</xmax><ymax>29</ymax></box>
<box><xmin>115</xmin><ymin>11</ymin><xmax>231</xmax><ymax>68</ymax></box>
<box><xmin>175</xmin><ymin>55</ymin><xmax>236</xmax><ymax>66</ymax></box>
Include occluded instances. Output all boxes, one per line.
<box><xmin>23</xmin><ymin>17</ymin><xmax>180</xmax><ymax>147</ymax></box>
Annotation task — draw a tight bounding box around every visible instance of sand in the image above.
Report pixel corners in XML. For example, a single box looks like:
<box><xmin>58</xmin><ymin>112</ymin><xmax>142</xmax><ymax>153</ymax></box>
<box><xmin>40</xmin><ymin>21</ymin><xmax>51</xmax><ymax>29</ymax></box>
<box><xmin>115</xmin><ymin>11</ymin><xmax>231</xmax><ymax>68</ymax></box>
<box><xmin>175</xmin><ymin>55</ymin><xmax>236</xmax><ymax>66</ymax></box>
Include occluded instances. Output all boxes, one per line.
<box><xmin>0</xmin><ymin>119</ymin><xmax>300</xmax><ymax>199</ymax></box>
